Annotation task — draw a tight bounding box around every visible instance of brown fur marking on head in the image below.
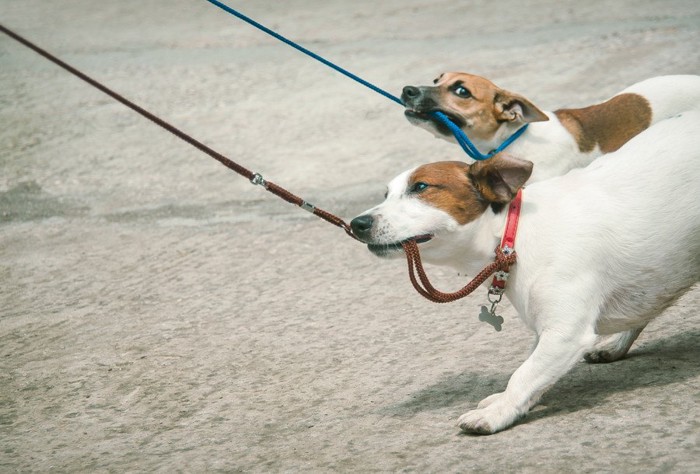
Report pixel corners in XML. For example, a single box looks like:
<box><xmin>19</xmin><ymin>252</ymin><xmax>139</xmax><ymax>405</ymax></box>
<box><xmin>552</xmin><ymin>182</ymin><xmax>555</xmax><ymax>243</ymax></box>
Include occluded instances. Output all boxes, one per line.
<box><xmin>433</xmin><ymin>73</ymin><xmax>506</xmax><ymax>139</ymax></box>
<box><xmin>428</xmin><ymin>73</ymin><xmax>548</xmax><ymax>139</ymax></box>
<box><xmin>409</xmin><ymin>161</ymin><xmax>488</xmax><ymax>225</ymax></box>
<box><xmin>554</xmin><ymin>93</ymin><xmax>652</xmax><ymax>153</ymax></box>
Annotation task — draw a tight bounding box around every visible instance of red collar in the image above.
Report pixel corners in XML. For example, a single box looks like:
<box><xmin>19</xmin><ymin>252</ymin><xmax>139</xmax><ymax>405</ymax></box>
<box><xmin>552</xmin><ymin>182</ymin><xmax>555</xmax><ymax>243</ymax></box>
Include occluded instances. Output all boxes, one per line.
<box><xmin>489</xmin><ymin>189</ymin><xmax>523</xmax><ymax>294</ymax></box>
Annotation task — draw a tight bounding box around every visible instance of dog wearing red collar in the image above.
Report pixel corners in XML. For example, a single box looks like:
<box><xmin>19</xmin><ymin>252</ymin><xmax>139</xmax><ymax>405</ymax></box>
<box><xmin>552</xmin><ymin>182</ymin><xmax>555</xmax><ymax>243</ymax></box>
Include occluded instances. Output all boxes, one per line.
<box><xmin>350</xmin><ymin>111</ymin><xmax>700</xmax><ymax>434</ymax></box>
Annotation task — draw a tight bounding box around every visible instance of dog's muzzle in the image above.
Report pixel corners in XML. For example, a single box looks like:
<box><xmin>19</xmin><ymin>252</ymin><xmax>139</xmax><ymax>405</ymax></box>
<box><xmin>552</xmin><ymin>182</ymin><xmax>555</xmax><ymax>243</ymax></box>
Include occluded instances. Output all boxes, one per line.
<box><xmin>350</xmin><ymin>214</ymin><xmax>432</xmax><ymax>257</ymax></box>
<box><xmin>401</xmin><ymin>86</ymin><xmax>465</xmax><ymax>135</ymax></box>
<box><xmin>401</xmin><ymin>85</ymin><xmax>435</xmax><ymax>123</ymax></box>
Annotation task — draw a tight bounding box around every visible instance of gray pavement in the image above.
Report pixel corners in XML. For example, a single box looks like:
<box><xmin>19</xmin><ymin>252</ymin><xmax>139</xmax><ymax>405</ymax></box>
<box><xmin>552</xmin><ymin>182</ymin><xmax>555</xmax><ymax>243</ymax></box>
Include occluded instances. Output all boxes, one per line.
<box><xmin>1</xmin><ymin>1</ymin><xmax>699</xmax><ymax>472</ymax></box>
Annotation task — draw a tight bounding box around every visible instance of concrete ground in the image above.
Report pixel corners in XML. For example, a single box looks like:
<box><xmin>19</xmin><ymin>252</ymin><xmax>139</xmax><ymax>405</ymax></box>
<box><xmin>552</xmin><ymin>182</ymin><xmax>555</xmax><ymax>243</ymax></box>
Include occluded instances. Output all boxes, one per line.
<box><xmin>1</xmin><ymin>0</ymin><xmax>698</xmax><ymax>472</ymax></box>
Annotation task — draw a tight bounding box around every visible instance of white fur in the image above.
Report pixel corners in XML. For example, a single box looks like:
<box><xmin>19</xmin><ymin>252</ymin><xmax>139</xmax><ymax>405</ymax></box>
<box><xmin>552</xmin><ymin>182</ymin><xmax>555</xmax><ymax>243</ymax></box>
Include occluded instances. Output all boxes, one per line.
<box><xmin>455</xmin><ymin>75</ymin><xmax>700</xmax><ymax>183</ymax></box>
<box><xmin>359</xmin><ymin>111</ymin><xmax>700</xmax><ymax>433</ymax></box>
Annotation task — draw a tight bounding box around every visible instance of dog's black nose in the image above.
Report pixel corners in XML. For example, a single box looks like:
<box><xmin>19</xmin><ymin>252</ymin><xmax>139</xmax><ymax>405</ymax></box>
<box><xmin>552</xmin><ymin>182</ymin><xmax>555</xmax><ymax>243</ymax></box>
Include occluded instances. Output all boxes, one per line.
<box><xmin>401</xmin><ymin>85</ymin><xmax>421</xmax><ymax>104</ymax></box>
<box><xmin>350</xmin><ymin>214</ymin><xmax>374</xmax><ymax>240</ymax></box>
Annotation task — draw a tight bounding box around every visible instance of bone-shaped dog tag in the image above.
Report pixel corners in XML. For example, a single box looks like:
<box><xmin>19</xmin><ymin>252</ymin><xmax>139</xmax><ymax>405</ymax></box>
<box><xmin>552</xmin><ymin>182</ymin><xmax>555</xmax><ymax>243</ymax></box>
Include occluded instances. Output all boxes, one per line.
<box><xmin>479</xmin><ymin>305</ymin><xmax>504</xmax><ymax>332</ymax></box>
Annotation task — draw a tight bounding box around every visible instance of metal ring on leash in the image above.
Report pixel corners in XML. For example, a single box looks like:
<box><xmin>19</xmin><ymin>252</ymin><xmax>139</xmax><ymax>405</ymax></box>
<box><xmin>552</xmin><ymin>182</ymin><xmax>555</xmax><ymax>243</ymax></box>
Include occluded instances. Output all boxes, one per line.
<box><xmin>249</xmin><ymin>173</ymin><xmax>267</xmax><ymax>187</ymax></box>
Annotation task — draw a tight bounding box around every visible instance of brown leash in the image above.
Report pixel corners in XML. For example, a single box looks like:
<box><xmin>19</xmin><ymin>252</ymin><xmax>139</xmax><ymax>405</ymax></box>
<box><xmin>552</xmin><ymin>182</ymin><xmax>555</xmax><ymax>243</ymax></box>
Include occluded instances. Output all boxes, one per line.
<box><xmin>0</xmin><ymin>23</ymin><xmax>356</xmax><ymax>240</ymax></box>
<box><xmin>403</xmin><ymin>241</ymin><xmax>517</xmax><ymax>303</ymax></box>
<box><xmin>2</xmin><ymin>23</ymin><xmax>514</xmax><ymax>304</ymax></box>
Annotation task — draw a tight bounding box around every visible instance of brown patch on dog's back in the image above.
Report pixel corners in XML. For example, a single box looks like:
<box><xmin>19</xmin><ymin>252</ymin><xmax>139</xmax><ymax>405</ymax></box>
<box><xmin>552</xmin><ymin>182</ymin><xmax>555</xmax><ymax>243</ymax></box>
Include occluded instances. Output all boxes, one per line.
<box><xmin>409</xmin><ymin>162</ymin><xmax>488</xmax><ymax>225</ymax></box>
<box><xmin>555</xmin><ymin>93</ymin><xmax>652</xmax><ymax>153</ymax></box>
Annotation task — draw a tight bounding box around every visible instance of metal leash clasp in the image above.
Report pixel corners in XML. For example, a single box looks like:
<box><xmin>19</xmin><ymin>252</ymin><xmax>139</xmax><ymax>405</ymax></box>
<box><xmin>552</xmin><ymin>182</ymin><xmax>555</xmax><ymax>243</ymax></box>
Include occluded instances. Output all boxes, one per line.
<box><xmin>487</xmin><ymin>289</ymin><xmax>503</xmax><ymax>309</ymax></box>
<box><xmin>250</xmin><ymin>172</ymin><xmax>267</xmax><ymax>188</ymax></box>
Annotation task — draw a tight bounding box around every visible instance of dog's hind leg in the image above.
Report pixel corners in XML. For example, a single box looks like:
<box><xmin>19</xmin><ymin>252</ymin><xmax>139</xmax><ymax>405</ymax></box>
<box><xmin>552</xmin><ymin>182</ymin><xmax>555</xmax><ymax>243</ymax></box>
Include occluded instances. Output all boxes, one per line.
<box><xmin>584</xmin><ymin>325</ymin><xmax>646</xmax><ymax>363</ymax></box>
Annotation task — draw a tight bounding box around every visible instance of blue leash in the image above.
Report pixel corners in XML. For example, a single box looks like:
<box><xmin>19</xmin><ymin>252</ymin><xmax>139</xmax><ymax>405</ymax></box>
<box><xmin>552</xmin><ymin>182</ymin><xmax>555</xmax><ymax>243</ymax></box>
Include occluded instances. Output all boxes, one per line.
<box><xmin>206</xmin><ymin>0</ymin><xmax>527</xmax><ymax>161</ymax></box>
<box><xmin>432</xmin><ymin>111</ymin><xmax>528</xmax><ymax>159</ymax></box>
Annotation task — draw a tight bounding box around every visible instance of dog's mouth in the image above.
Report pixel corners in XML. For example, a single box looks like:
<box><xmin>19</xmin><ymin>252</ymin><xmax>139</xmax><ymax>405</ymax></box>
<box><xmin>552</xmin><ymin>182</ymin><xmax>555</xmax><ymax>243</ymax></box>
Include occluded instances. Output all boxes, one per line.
<box><xmin>404</xmin><ymin>109</ymin><xmax>466</xmax><ymax>136</ymax></box>
<box><xmin>367</xmin><ymin>234</ymin><xmax>433</xmax><ymax>257</ymax></box>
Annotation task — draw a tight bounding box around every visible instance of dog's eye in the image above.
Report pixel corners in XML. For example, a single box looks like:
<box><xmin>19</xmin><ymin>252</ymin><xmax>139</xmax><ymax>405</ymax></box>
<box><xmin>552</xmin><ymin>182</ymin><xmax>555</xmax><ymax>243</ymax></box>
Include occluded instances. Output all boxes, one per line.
<box><xmin>453</xmin><ymin>85</ymin><xmax>472</xmax><ymax>98</ymax></box>
<box><xmin>410</xmin><ymin>182</ymin><xmax>429</xmax><ymax>193</ymax></box>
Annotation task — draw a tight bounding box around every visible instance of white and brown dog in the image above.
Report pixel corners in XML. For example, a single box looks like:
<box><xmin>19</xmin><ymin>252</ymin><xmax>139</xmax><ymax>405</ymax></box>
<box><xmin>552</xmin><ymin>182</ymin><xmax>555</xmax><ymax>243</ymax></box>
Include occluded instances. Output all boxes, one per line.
<box><xmin>350</xmin><ymin>111</ymin><xmax>700</xmax><ymax>434</ymax></box>
<box><xmin>402</xmin><ymin>73</ymin><xmax>700</xmax><ymax>182</ymax></box>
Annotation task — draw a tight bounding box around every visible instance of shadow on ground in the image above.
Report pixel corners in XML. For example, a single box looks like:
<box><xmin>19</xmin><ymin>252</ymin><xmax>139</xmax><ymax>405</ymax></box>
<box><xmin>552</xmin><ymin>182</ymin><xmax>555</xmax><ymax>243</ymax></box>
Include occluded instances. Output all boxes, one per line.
<box><xmin>384</xmin><ymin>330</ymin><xmax>700</xmax><ymax>421</ymax></box>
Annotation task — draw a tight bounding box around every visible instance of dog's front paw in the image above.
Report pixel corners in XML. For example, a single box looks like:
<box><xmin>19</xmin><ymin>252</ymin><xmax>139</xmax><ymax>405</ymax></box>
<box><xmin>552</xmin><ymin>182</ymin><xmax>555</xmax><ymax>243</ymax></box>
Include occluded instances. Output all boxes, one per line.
<box><xmin>457</xmin><ymin>403</ymin><xmax>522</xmax><ymax>435</ymax></box>
<box><xmin>458</xmin><ymin>409</ymin><xmax>498</xmax><ymax>434</ymax></box>
<box><xmin>477</xmin><ymin>392</ymin><xmax>503</xmax><ymax>409</ymax></box>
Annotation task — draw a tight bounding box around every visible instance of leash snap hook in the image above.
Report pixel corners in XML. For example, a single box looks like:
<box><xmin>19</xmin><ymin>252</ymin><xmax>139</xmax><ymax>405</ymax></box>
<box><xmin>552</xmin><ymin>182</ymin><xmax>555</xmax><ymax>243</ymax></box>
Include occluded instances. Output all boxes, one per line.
<box><xmin>487</xmin><ymin>288</ymin><xmax>504</xmax><ymax>303</ymax></box>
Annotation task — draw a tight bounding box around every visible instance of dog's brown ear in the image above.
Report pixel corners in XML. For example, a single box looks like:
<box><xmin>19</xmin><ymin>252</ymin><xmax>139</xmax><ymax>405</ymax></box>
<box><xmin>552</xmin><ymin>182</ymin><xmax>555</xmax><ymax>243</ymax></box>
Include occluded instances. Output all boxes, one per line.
<box><xmin>468</xmin><ymin>154</ymin><xmax>533</xmax><ymax>203</ymax></box>
<box><xmin>494</xmin><ymin>90</ymin><xmax>549</xmax><ymax>124</ymax></box>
